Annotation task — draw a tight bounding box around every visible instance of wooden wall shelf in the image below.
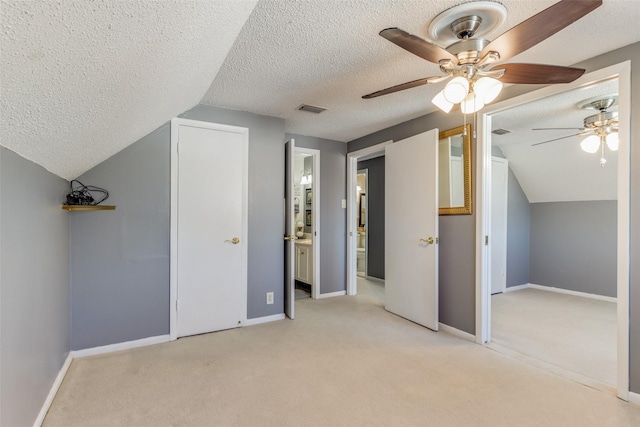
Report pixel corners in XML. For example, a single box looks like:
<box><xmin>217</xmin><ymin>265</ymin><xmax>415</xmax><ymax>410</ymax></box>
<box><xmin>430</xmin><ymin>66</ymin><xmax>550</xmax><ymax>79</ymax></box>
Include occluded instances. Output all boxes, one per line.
<box><xmin>62</xmin><ymin>205</ymin><xmax>116</xmax><ymax>211</ymax></box>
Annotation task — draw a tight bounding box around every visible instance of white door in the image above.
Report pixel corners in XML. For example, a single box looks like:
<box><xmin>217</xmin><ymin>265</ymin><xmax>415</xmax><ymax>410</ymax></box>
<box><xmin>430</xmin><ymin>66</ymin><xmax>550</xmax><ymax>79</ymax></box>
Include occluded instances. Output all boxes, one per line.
<box><xmin>385</xmin><ymin>129</ymin><xmax>439</xmax><ymax>330</ymax></box>
<box><xmin>491</xmin><ymin>157</ymin><xmax>508</xmax><ymax>294</ymax></box>
<box><xmin>174</xmin><ymin>120</ymin><xmax>248</xmax><ymax>338</ymax></box>
<box><xmin>284</xmin><ymin>139</ymin><xmax>295</xmax><ymax>319</ymax></box>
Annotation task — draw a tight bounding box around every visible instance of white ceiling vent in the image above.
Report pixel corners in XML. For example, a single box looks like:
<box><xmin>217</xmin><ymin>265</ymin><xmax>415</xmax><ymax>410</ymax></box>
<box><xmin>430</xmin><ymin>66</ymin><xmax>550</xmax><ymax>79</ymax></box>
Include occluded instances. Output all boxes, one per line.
<box><xmin>492</xmin><ymin>128</ymin><xmax>511</xmax><ymax>135</ymax></box>
<box><xmin>298</xmin><ymin>104</ymin><xmax>327</xmax><ymax>114</ymax></box>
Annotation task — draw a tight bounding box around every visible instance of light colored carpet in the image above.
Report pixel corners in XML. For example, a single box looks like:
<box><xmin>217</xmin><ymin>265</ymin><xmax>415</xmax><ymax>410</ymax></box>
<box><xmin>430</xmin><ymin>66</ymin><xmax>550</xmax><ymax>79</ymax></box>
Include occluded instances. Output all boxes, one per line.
<box><xmin>491</xmin><ymin>288</ymin><xmax>616</xmax><ymax>386</ymax></box>
<box><xmin>44</xmin><ymin>281</ymin><xmax>639</xmax><ymax>426</ymax></box>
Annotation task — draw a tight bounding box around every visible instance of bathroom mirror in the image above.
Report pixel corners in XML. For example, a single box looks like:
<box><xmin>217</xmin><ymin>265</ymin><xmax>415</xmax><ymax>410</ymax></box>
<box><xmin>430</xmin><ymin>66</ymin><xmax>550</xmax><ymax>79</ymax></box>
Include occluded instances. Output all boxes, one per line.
<box><xmin>439</xmin><ymin>124</ymin><xmax>472</xmax><ymax>215</ymax></box>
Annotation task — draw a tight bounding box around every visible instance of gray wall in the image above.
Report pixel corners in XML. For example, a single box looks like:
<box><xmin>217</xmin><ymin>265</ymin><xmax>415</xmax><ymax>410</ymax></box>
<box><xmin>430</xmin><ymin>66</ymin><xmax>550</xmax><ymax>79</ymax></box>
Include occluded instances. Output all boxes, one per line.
<box><xmin>70</xmin><ymin>124</ymin><xmax>171</xmax><ymax>350</ymax></box>
<box><xmin>1</xmin><ymin>148</ymin><xmax>70</xmax><ymax>427</ymax></box>
<box><xmin>71</xmin><ymin>105</ymin><xmax>285</xmax><ymax>350</ymax></box>
<box><xmin>530</xmin><ymin>201</ymin><xmax>617</xmax><ymax>298</ymax></box>
<box><xmin>357</xmin><ymin>156</ymin><xmax>385</xmax><ymax>279</ymax></box>
<box><xmin>349</xmin><ymin>110</ymin><xmax>476</xmax><ymax>334</ymax></box>
<box><xmin>287</xmin><ymin>133</ymin><xmax>347</xmax><ymax>294</ymax></box>
<box><xmin>506</xmin><ymin>167</ymin><xmax>530</xmax><ymax>287</ymax></box>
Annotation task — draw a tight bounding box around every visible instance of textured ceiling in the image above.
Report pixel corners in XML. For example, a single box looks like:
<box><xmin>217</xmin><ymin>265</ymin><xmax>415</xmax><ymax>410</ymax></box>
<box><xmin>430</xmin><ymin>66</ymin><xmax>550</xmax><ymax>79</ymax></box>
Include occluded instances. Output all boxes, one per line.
<box><xmin>1</xmin><ymin>0</ymin><xmax>258</xmax><ymax>179</ymax></box>
<box><xmin>491</xmin><ymin>78</ymin><xmax>619</xmax><ymax>203</ymax></box>
<box><xmin>2</xmin><ymin>0</ymin><xmax>640</xmax><ymax>180</ymax></box>
<box><xmin>202</xmin><ymin>0</ymin><xmax>640</xmax><ymax>142</ymax></box>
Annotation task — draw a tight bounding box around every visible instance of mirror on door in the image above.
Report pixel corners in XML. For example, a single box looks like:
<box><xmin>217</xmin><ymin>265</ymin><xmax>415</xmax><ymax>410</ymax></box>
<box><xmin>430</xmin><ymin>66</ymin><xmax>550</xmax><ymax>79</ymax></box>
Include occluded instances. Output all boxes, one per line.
<box><xmin>356</xmin><ymin>170</ymin><xmax>367</xmax><ymax>277</ymax></box>
<box><xmin>439</xmin><ymin>124</ymin><xmax>472</xmax><ymax>215</ymax></box>
<box><xmin>294</xmin><ymin>153</ymin><xmax>314</xmax><ymax>299</ymax></box>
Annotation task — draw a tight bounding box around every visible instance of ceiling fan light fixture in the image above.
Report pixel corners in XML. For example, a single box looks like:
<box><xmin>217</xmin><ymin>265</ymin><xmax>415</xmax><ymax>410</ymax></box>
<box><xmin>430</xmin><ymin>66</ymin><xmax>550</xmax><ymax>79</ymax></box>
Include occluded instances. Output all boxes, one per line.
<box><xmin>606</xmin><ymin>132</ymin><xmax>619</xmax><ymax>151</ymax></box>
<box><xmin>580</xmin><ymin>135</ymin><xmax>600</xmax><ymax>154</ymax></box>
<box><xmin>443</xmin><ymin>76</ymin><xmax>469</xmax><ymax>104</ymax></box>
<box><xmin>460</xmin><ymin>91</ymin><xmax>484</xmax><ymax>114</ymax></box>
<box><xmin>432</xmin><ymin>90</ymin><xmax>454</xmax><ymax>113</ymax></box>
<box><xmin>473</xmin><ymin>77</ymin><xmax>503</xmax><ymax>104</ymax></box>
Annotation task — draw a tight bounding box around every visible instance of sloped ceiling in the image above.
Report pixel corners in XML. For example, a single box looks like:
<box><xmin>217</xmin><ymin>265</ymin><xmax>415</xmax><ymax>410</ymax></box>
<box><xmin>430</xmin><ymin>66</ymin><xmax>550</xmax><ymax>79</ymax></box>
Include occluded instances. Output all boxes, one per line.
<box><xmin>491</xmin><ymin>78</ymin><xmax>619</xmax><ymax>203</ymax></box>
<box><xmin>2</xmin><ymin>1</ymin><xmax>640</xmax><ymax>181</ymax></box>
<box><xmin>0</xmin><ymin>0</ymin><xmax>258</xmax><ymax>180</ymax></box>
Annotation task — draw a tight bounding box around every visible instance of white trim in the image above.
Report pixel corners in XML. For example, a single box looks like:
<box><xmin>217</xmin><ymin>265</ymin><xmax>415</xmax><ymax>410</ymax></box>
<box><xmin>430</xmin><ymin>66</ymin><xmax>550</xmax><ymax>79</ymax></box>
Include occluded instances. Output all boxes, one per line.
<box><xmin>33</xmin><ymin>354</ymin><xmax>73</xmax><ymax>427</ymax></box>
<box><xmin>629</xmin><ymin>392</ymin><xmax>640</xmax><ymax>406</ymax></box>
<box><xmin>346</xmin><ymin>140</ymin><xmax>393</xmax><ymax>296</ymax></box>
<box><xmin>244</xmin><ymin>313</ymin><xmax>286</xmax><ymax>326</ymax></box>
<box><xmin>71</xmin><ymin>335</ymin><xmax>171</xmax><ymax>358</ymax></box>
<box><xmin>526</xmin><ymin>283</ymin><xmax>617</xmax><ymax>303</ymax></box>
<box><xmin>317</xmin><ymin>290</ymin><xmax>346</xmax><ymax>299</ymax></box>
<box><xmin>296</xmin><ymin>147</ymin><xmax>321</xmax><ymax>300</ymax></box>
<box><xmin>170</xmin><ymin>118</ymin><xmax>249</xmax><ymax>340</ymax></box>
<box><xmin>476</xmin><ymin>61</ymin><xmax>632</xmax><ymax>399</ymax></box>
<box><xmin>503</xmin><ymin>284</ymin><xmax>529</xmax><ymax>293</ymax></box>
<box><xmin>438</xmin><ymin>323</ymin><xmax>475</xmax><ymax>342</ymax></box>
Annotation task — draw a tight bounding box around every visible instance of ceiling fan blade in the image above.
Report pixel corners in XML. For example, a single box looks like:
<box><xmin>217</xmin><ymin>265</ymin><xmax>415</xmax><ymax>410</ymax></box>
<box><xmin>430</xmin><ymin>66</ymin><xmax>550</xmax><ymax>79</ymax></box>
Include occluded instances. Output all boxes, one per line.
<box><xmin>362</xmin><ymin>76</ymin><xmax>448</xmax><ymax>99</ymax></box>
<box><xmin>532</xmin><ymin>130</ymin><xmax>593</xmax><ymax>147</ymax></box>
<box><xmin>480</xmin><ymin>0</ymin><xmax>602</xmax><ymax>62</ymax></box>
<box><xmin>379</xmin><ymin>28</ymin><xmax>457</xmax><ymax>64</ymax></box>
<box><xmin>494</xmin><ymin>63</ymin><xmax>585</xmax><ymax>84</ymax></box>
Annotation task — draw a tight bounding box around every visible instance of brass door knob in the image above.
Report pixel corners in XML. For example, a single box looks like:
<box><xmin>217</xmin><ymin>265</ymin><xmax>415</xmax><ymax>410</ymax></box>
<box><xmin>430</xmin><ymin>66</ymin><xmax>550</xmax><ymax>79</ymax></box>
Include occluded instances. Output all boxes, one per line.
<box><xmin>225</xmin><ymin>237</ymin><xmax>240</xmax><ymax>244</ymax></box>
<box><xmin>283</xmin><ymin>235</ymin><xmax>298</xmax><ymax>241</ymax></box>
<box><xmin>420</xmin><ymin>237</ymin><xmax>435</xmax><ymax>244</ymax></box>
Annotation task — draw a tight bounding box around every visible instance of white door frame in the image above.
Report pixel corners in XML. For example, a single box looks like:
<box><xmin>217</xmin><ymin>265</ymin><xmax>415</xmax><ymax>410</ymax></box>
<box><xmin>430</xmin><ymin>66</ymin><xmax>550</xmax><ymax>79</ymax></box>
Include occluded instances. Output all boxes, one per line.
<box><xmin>475</xmin><ymin>61</ymin><xmax>631</xmax><ymax>400</ymax></box>
<box><xmin>295</xmin><ymin>147</ymin><xmax>321</xmax><ymax>299</ymax></box>
<box><xmin>346</xmin><ymin>141</ymin><xmax>392</xmax><ymax>295</ymax></box>
<box><xmin>169</xmin><ymin>118</ymin><xmax>249</xmax><ymax>341</ymax></box>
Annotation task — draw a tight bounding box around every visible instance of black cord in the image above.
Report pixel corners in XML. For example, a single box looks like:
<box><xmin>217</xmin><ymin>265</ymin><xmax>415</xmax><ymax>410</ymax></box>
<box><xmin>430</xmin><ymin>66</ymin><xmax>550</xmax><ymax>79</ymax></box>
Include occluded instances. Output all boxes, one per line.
<box><xmin>65</xmin><ymin>180</ymin><xmax>109</xmax><ymax>205</ymax></box>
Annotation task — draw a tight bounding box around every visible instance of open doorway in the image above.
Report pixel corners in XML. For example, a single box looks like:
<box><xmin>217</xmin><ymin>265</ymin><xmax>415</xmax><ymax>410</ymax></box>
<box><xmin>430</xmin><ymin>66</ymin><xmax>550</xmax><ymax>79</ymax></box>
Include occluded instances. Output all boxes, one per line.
<box><xmin>346</xmin><ymin>141</ymin><xmax>392</xmax><ymax>295</ymax></box>
<box><xmin>293</xmin><ymin>148</ymin><xmax>320</xmax><ymax>300</ymax></box>
<box><xmin>477</xmin><ymin>62</ymin><xmax>631</xmax><ymax>399</ymax></box>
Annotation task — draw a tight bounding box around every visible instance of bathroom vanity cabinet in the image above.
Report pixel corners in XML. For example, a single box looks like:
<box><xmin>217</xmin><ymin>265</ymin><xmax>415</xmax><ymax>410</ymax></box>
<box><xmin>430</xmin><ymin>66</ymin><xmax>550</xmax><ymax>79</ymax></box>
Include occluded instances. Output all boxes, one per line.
<box><xmin>295</xmin><ymin>240</ymin><xmax>313</xmax><ymax>285</ymax></box>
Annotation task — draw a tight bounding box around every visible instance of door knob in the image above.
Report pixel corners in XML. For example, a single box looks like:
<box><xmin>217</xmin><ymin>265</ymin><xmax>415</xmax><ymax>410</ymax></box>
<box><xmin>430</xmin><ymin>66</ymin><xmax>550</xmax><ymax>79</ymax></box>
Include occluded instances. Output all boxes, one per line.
<box><xmin>283</xmin><ymin>235</ymin><xmax>298</xmax><ymax>241</ymax></box>
<box><xmin>420</xmin><ymin>237</ymin><xmax>435</xmax><ymax>244</ymax></box>
<box><xmin>225</xmin><ymin>237</ymin><xmax>240</xmax><ymax>244</ymax></box>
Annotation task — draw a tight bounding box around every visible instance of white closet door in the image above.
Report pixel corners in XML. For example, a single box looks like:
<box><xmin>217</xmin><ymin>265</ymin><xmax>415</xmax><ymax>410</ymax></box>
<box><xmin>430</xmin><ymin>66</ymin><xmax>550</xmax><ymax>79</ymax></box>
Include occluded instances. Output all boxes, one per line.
<box><xmin>176</xmin><ymin>121</ymin><xmax>247</xmax><ymax>337</ymax></box>
<box><xmin>385</xmin><ymin>129</ymin><xmax>439</xmax><ymax>330</ymax></box>
<box><xmin>491</xmin><ymin>157</ymin><xmax>508</xmax><ymax>295</ymax></box>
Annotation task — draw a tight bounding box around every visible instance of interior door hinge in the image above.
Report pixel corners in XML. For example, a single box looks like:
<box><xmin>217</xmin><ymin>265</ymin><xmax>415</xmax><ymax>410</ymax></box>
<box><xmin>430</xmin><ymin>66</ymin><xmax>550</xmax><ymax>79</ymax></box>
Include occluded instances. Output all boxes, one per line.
<box><xmin>485</xmin><ymin>235</ymin><xmax>489</xmax><ymax>245</ymax></box>
<box><xmin>436</xmin><ymin>237</ymin><xmax>439</xmax><ymax>244</ymax></box>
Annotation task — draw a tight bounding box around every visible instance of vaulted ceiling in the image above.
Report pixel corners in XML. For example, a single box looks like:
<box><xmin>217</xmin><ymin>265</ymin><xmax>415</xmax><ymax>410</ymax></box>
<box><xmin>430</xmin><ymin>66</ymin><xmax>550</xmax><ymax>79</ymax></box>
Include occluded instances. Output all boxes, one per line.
<box><xmin>2</xmin><ymin>0</ymin><xmax>640</xmax><ymax>180</ymax></box>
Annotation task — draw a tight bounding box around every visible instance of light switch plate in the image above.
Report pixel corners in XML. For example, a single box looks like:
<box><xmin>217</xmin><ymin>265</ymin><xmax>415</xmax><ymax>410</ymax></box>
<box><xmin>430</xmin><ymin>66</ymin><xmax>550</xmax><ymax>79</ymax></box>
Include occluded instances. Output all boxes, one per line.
<box><xmin>341</xmin><ymin>199</ymin><xmax>346</xmax><ymax>208</ymax></box>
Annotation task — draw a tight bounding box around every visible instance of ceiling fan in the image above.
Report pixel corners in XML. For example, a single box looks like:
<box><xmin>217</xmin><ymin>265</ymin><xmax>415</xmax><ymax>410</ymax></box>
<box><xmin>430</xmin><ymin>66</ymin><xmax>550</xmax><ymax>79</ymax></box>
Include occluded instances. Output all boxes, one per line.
<box><xmin>532</xmin><ymin>95</ymin><xmax>619</xmax><ymax>167</ymax></box>
<box><xmin>362</xmin><ymin>0</ymin><xmax>603</xmax><ymax>114</ymax></box>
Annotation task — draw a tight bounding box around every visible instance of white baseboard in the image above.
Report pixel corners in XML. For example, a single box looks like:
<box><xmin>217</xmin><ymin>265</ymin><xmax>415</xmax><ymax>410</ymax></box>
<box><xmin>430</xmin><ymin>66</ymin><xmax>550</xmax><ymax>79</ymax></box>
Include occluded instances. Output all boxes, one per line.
<box><xmin>244</xmin><ymin>313</ymin><xmax>285</xmax><ymax>326</ymax></box>
<box><xmin>504</xmin><ymin>284</ymin><xmax>529</xmax><ymax>293</ymax></box>
<box><xmin>317</xmin><ymin>290</ymin><xmax>347</xmax><ymax>299</ymax></box>
<box><xmin>71</xmin><ymin>335</ymin><xmax>170</xmax><ymax>358</ymax></box>
<box><xmin>629</xmin><ymin>391</ymin><xmax>640</xmax><ymax>406</ymax></box>
<box><xmin>528</xmin><ymin>283</ymin><xmax>617</xmax><ymax>303</ymax></box>
<box><xmin>33</xmin><ymin>353</ymin><xmax>73</xmax><ymax>427</ymax></box>
<box><xmin>438</xmin><ymin>323</ymin><xmax>475</xmax><ymax>342</ymax></box>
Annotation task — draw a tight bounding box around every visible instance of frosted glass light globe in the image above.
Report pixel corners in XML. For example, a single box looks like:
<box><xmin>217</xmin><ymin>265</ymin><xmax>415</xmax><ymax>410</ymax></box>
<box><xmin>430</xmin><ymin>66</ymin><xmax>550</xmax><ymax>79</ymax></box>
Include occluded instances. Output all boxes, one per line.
<box><xmin>460</xmin><ymin>92</ymin><xmax>484</xmax><ymax>114</ymax></box>
<box><xmin>443</xmin><ymin>77</ymin><xmax>469</xmax><ymax>104</ymax></box>
<box><xmin>605</xmin><ymin>132</ymin><xmax>619</xmax><ymax>151</ymax></box>
<box><xmin>474</xmin><ymin>77</ymin><xmax>503</xmax><ymax>104</ymax></box>
<box><xmin>431</xmin><ymin>90</ymin><xmax>454</xmax><ymax>113</ymax></box>
<box><xmin>580</xmin><ymin>135</ymin><xmax>600</xmax><ymax>153</ymax></box>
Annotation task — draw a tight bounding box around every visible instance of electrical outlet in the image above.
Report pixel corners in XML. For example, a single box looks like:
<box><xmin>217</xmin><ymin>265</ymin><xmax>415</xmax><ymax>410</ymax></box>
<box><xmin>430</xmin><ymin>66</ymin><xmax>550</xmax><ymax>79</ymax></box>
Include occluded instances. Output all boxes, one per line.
<box><xmin>341</xmin><ymin>199</ymin><xmax>346</xmax><ymax>208</ymax></box>
<box><xmin>266</xmin><ymin>292</ymin><xmax>274</xmax><ymax>305</ymax></box>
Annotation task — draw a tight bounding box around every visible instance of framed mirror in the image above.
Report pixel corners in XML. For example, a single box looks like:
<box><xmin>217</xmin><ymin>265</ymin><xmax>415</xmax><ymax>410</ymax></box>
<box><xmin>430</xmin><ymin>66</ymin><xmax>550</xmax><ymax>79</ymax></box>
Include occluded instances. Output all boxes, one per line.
<box><xmin>439</xmin><ymin>124</ymin><xmax>472</xmax><ymax>215</ymax></box>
